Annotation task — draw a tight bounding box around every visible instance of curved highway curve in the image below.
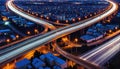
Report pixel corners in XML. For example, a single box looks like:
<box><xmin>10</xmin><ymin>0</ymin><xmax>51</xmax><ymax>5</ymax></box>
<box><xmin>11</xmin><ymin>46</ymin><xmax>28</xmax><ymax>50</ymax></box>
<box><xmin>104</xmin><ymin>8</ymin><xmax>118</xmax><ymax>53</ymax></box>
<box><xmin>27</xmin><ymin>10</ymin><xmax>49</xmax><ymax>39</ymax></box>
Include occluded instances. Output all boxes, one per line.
<box><xmin>54</xmin><ymin>34</ymin><xmax>120</xmax><ymax>68</ymax></box>
<box><xmin>51</xmin><ymin>0</ymin><xmax>118</xmax><ymax>69</ymax></box>
<box><xmin>53</xmin><ymin>42</ymin><xmax>101</xmax><ymax>69</ymax></box>
<box><xmin>7</xmin><ymin>0</ymin><xmax>56</xmax><ymax>30</ymax></box>
<box><xmin>1</xmin><ymin>0</ymin><xmax>118</xmax><ymax>68</ymax></box>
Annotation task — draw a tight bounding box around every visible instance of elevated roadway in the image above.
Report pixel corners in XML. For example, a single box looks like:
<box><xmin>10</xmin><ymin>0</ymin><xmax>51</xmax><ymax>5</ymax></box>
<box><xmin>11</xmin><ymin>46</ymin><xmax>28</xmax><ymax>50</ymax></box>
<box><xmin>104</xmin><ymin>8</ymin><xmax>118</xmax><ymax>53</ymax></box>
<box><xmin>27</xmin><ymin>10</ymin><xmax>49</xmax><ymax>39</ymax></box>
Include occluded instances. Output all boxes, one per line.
<box><xmin>81</xmin><ymin>35</ymin><xmax>120</xmax><ymax>66</ymax></box>
<box><xmin>7</xmin><ymin>0</ymin><xmax>56</xmax><ymax>30</ymax></box>
<box><xmin>0</xmin><ymin>0</ymin><xmax>118</xmax><ymax>68</ymax></box>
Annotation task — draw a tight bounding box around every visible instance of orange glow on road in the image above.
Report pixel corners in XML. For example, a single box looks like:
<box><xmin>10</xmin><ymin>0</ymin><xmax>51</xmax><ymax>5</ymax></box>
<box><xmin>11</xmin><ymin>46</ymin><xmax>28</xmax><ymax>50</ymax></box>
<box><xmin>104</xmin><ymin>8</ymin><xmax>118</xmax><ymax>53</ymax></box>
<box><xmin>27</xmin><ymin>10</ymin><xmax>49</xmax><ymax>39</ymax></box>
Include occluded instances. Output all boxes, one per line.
<box><xmin>62</xmin><ymin>37</ymin><xmax>69</xmax><ymax>42</ymax></box>
<box><xmin>2</xmin><ymin>63</ymin><xmax>15</xmax><ymax>69</ymax></box>
<box><xmin>2</xmin><ymin>45</ymin><xmax>47</xmax><ymax>69</ymax></box>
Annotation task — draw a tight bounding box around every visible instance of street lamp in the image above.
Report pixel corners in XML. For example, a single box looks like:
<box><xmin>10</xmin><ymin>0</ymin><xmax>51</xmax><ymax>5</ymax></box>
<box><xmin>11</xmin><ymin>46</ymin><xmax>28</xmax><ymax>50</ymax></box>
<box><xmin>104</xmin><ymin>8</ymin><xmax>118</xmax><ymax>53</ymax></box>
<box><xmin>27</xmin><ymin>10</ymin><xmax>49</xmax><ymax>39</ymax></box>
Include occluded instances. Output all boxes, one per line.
<box><xmin>16</xmin><ymin>35</ymin><xmax>19</xmax><ymax>39</ymax></box>
<box><xmin>56</xmin><ymin>20</ymin><xmax>59</xmax><ymax>23</ymax></box>
<box><xmin>36</xmin><ymin>13</ymin><xmax>38</xmax><ymax>16</ymax></box>
<box><xmin>34</xmin><ymin>29</ymin><xmax>39</xmax><ymax>34</ymax></box>
<box><xmin>115</xmin><ymin>27</ymin><xmax>118</xmax><ymax>30</ymax></box>
<box><xmin>109</xmin><ymin>30</ymin><xmax>112</xmax><ymax>33</ymax></box>
<box><xmin>6</xmin><ymin>39</ymin><xmax>10</xmax><ymax>43</ymax></box>
<box><xmin>90</xmin><ymin>14</ymin><xmax>92</xmax><ymax>17</ymax></box>
<box><xmin>46</xmin><ymin>17</ymin><xmax>49</xmax><ymax>20</ymax></box>
<box><xmin>4</xmin><ymin>21</ymin><xmax>10</xmax><ymax>25</ymax></box>
<box><xmin>66</xmin><ymin>20</ymin><xmax>68</xmax><ymax>23</ymax></box>
<box><xmin>62</xmin><ymin>37</ymin><xmax>68</xmax><ymax>42</ymax></box>
<box><xmin>85</xmin><ymin>16</ymin><xmax>87</xmax><ymax>19</ymax></box>
<box><xmin>32</xmin><ymin>12</ymin><xmax>34</xmax><ymax>15</ymax></box>
<box><xmin>40</xmin><ymin>15</ymin><xmax>43</xmax><ymax>18</ymax></box>
<box><xmin>78</xmin><ymin>18</ymin><xmax>81</xmax><ymax>21</ymax></box>
<box><xmin>75</xmin><ymin>38</ymin><xmax>78</xmax><ymax>43</ymax></box>
<box><xmin>2</xmin><ymin>16</ymin><xmax>8</xmax><ymax>21</ymax></box>
<box><xmin>27</xmin><ymin>31</ymin><xmax>31</xmax><ymax>35</ymax></box>
<box><xmin>72</xmin><ymin>18</ymin><xmax>75</xmax><ymax>22</ymax></box>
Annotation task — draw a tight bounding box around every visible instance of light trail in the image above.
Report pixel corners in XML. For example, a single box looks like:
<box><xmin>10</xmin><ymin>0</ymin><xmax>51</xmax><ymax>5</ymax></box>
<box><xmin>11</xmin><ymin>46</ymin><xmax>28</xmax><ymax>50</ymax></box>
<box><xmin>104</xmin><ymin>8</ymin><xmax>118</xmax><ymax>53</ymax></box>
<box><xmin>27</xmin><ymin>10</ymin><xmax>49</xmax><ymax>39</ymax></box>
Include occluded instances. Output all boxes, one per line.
<box><xmin>80</xmin><ymin>35</ymin><xmax>120</xmax><ymax>66</ymax></box>
<box><xmin>7</xmin><ymin>0</ymin><xmax>56</xmax><ymax>30</ymax></box>
<box><xmin>1</xmin><ymin>0</ymin><xmax>118</xmax><ymax>68</ymax></box>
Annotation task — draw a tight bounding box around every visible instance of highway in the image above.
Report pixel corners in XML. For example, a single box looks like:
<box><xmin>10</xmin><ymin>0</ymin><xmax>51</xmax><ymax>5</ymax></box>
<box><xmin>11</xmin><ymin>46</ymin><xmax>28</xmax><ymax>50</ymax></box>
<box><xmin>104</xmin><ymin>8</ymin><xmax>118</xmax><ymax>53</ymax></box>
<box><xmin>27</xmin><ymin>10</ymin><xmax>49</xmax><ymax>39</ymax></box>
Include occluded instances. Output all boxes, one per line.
<box><xmin>7</xmin><ymin>0</ymin><xmax>56</xmax><ymax>30</ymax></box>
<box><xmin>54</xmin><ymin>35</ymin><xmax>120</xmax><ymax>69</ymax></box>
<box><xmin>1</xmin><ymin>0</ymin><xmax>118</xmax><ymax>68</ymax></box>
<box><xmin>80</xmin><ymin>35</ymin><xmax>120</xmax><ymax>66</ymax></box>
<box><xmin>52</xmin><ymin>0</ymin><xmax>119</xmax><ymax>68</ymax></box>
<box><xmin>0</xmin><ymin>21</ymin><xmax>48</xmax><ymax>49</ymax></box>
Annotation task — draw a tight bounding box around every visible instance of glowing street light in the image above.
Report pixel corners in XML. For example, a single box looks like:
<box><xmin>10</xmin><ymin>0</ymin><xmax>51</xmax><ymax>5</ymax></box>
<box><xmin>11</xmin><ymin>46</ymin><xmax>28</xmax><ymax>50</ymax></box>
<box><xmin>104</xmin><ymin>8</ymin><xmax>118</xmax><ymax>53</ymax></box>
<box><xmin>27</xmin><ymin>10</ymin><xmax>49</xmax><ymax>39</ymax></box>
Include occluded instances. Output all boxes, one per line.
<box><xmin>2</xmin><ymin>16</ymin><xmax>8</xmax><ymax>21</ymax></box>
<box><xmin>66</xmin><ymin>20</ymin><xmax>69</xmax><ymax>23</ymax></box>
<box><xmin>78</xmin><ymin>18</ymin><xmax>81</xmax><ymax>21</ymax></box>
<box><xmin>115</xmin><ymin>27</ymin><xmax>118</xmax><ymax>30</ymax></box>
<box><xmin>56</xmin><ymin>20</ymin><xmax>59</xmax><ymax>23</ymax></box>
<box><xmin>6</xmin><ymin>39</ymin><xmax>10</xmax><ymax>43</ymax></box>
<box><xmin>75</xmin><ymin>38</ymin><xmax>78</xmax><ymax>42</ymax></box>
<box><xmin>27</xmin><ymin>31</ymin><xmax>31</xmax><ymax>35</ymax></box>
<box><xmin>34</xmin><ymin>29</ymin><xmax>39</xmax><ymax>34</ymax></box>
<box><xmin>62</xmin><ymin>37</ymin><xmax>68</xmax><ymax>42</ymax></box>
<box><xmin>85</xmin><ymin>16</ymin><xmax>87</xmax><ymax>19</ymax></box>
<box><xmin>32</xmin><ymin>12</ymin><xmax>34</xmax><ymax>15</ymax></box>
<box><xmin>4</xmin><ymin>21</ymin><xmax>10</xmax><ymax>25</ymax></box>
<box><xmin>72</xmin><ymin>18</ymin><xmax>75</xmax><ymax>22</ymax></box>
<box><xmin>90</xmin><ymin>14</ymin><xmax>92</xmax><ymax>17</ymax></box>
<box><xmin>40</xmin><ymin>15</ymin><xmax>43</xmax><ymax>18</ymax></box>
<box><xmin>109</xmin><ymin>30</ymin><xmax>112</xmax><ymax>33</ymax></box>
<box><xmin>16</xmin><ymin>35</ymin><xmax>19</xmax><ymax>39</ymax></box>
<box><xmin>46</xmin><ymin>17</ymin><xmax>49</xmax><ymax>20</ymax></box>
<box><xmin>36</xmin><ymin>13</ymin><xmax>38</xmax><ymax>16</ymax></box>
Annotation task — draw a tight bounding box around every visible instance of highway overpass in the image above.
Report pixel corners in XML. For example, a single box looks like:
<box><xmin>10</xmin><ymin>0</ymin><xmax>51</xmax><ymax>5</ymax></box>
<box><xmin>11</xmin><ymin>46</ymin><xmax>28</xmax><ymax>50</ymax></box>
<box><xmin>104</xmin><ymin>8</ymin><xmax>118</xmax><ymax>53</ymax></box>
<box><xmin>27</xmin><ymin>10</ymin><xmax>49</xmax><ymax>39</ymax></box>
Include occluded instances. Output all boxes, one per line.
<box><xmin>0</xmin><ymin>0</ymin><xmax>118</xmax><ymax>68</ymax></box>
<box><xmin>54</xmin><ymin>34</ymin><xmax>120</xmax><ymax>69</ymax></box>
<box><xmin>81</xmin><ymin>35</ymin><xmax>120</xmax><ymax>66</ymax></box>
<box><xmin>7</xmin><ymin>0</ymin><xmax>56</xmax><ymax>30</ymax></box>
